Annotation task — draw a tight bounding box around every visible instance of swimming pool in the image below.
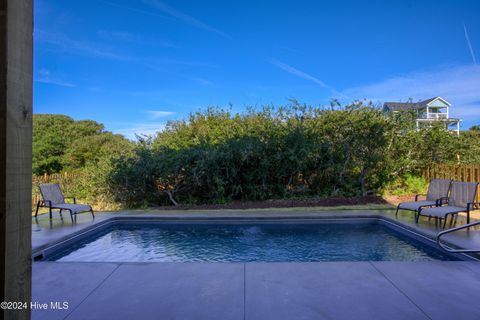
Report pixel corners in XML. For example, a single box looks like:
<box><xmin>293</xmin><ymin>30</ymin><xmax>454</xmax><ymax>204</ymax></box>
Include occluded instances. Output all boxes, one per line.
<box><xmin>45</xmin><ymin>220</ymin><xmax>458</xmax><ymax>262</ymax></box>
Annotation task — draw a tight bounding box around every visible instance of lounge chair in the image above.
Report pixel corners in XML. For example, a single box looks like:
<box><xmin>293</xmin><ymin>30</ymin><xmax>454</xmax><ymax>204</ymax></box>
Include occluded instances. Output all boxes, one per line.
<box><xmin>395</xmin><ymin>179</ymin><xmax>451</xmax><ymax>220</ymax></box>
<box><xmin>35</xmin><ymin>183</ymin><xmax>94</xmax><ymax>222</ymax></box>
<box><xmin>417</xmin><ymin>181</ymin><xmax>478</xmax><ymax>228</ymax></box>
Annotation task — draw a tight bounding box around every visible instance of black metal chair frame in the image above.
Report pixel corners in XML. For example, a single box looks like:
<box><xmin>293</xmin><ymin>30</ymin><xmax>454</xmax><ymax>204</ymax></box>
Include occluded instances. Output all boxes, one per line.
<box><xmin>35</xmin><ymin>195</ymin><xmax>94</xmax><ymax>222</ymax></box>
<box><xmin>417</xmin><ymin>182</ymin><xmax>479</xmax><ymax>229</ymax></box>
<box><xmin>395</xmin><ymin>194</ymin><xmax>449</xmax><ymax>220</ymax></box>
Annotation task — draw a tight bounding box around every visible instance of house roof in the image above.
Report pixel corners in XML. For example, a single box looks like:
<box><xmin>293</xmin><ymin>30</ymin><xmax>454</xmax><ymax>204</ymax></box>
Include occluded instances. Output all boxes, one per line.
<box><xmin>383</xmin><ymin>97</ymin><xmax>450</xmax><ymax>112</ymax></box>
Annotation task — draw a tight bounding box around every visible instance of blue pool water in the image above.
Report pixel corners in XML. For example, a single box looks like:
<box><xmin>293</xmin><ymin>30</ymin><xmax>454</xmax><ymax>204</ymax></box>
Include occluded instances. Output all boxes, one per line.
<box><xmin>48</xmin><ymin>222</ymin><xmax>457</xmax><ymax>262</ymax></box>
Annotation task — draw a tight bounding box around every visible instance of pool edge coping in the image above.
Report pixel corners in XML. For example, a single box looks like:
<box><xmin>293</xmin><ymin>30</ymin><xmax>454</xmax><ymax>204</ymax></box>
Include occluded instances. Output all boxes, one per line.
<box><xmin>32</xmin><ymin>214</ymin><xmax>479</xmax><ymax>262</ymax></box>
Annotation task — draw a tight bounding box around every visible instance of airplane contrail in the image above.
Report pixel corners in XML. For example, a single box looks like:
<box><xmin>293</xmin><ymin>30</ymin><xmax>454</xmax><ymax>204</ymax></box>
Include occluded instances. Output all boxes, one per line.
<box><xmin>464</xmin><ymin>23</ymin><xmax>477</xmax><ymax>65</ymax></box>
<box><xmin>267</xmin><ymin>58</ymin><xmax>349</xmax><ymax>99</ymax></box>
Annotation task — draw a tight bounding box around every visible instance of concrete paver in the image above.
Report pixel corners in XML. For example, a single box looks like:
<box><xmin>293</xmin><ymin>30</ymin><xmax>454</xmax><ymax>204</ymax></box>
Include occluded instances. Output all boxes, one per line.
<box><xmin>372</xmin><ymin>261</ymin><xmax>480</xmax><ymax>320</ymax></box>
<box><xmin>32</xmin><ymin>262</ymin><xmax>119</xmax><ymax>320</ymax></box>
<box><xmin>64</xmin><ymin>263</ymin><xmax>244</xmax><ymax>320</ymax></box>
<box><xmin>245</xmin><ymin>262</ymin><xmax>429</xmax><ymax>320</ymax></box>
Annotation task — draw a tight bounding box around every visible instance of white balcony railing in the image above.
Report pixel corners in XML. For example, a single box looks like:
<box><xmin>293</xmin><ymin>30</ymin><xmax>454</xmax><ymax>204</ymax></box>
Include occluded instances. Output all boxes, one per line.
<box><xmin>424</xmin><ymin>113</ymin><xmax>448</xmax><ymax>119</ymax></box>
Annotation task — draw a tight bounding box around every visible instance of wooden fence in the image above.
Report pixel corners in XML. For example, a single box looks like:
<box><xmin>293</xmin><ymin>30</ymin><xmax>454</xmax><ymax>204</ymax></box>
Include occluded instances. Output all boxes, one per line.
<box><xmin>423</xmin><ymin>164</ymin><xmax>480</xmax><ymax>201</ymax></box>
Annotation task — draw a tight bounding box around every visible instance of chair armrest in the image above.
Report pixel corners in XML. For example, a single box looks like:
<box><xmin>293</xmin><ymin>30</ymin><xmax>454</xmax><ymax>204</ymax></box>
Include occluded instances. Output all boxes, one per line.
<box><xmin>437</xmin><ymin>197</ymin><xmax>449</xmax><ymax>206</ymax></box>
<box><xmin>415</xmin><ymin>194</ymin><xmax>427</xmax><ymax>201</ymax></box>
<box><xmin>64</xmin><ymin>196</ymin><xmax>76</xmax><ymax>204</ymax></box>
<box><xmin>39</xmin><ymin>200</ymin><xmax>52</xmax><ymax>207</ymax></box>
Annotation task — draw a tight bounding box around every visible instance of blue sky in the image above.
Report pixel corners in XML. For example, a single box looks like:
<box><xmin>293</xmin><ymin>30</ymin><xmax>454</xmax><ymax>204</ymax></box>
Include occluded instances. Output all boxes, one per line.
<box><xmin>34</xmin><ymin>0</ymin><xmax>480</xmax><ymax>138</ymax></box>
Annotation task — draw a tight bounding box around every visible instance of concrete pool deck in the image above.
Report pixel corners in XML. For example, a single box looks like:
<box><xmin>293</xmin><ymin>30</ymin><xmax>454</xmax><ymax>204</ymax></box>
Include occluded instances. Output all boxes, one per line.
<box><xmin>31</xmin><ymin>208</ymin><xmax>480</xmax><ymax>320</ymax></box>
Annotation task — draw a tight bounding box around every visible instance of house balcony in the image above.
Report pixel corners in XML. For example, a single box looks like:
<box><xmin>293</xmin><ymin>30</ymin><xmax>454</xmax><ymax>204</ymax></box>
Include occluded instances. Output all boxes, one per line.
<box><xmin>415</xmin><ymin>115</ymin><xmax>461</xmax><ymax>135</ymax></box>
<box><xmin>416</xmin><ymin>115</ymin><xmax>459</xmax><ymax>123</ymax></box>
<box><xmin>425</xmin><ymin>113</ymin><xmax>448</xmax><ymax>119</ymax></box>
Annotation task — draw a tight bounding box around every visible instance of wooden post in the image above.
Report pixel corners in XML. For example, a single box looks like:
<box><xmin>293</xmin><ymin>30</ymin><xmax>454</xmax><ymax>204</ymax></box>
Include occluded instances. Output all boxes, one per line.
<box><xmin>0</xmin><ymin>0</ymin><xmax>33</xmax><ymax>319</ymax></box>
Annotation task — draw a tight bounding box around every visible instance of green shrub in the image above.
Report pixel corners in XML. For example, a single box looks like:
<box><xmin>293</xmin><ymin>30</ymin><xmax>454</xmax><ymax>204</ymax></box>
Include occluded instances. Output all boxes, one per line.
<box><xmin>382</xmin><ymin>174</ymin><xmax>429</xmax><ymax>196</ymax></box>
<box><xmin>107</xmin><ymin>102</ymin><xmax>400</xmax><ymax>206</ymax></box>
<box><xmin>34</xmin><ymin>103</ymin><xmax>480</xmax><ymax>209</ymax></box>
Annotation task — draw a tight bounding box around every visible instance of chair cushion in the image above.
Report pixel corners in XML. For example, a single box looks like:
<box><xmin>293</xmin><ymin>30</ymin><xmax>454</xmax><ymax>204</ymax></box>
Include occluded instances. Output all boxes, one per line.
<box><xmin>51</xmin><ymin>203</ymin><xmax>92</xmax><ymax>214</ymax></box>
<box><xmin>398</xmin><ymin>200</ymin><xmax>437</xmax><ymax>212</ymax></box>
<box><xmin>419</xmin><ymin>206</ymin><xmax>467</xmax><ymax>218</ymax></box>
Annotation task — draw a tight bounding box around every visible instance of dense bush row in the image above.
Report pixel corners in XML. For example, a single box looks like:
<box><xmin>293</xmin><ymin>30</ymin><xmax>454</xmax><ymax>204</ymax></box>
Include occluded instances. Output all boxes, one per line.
<box><xmin>105</xmin><ymin>101</ymin><xmax>480</xmax><ymax>207</ymax></box>
<box><xmin>33</xmin><ymin>102</ymin><xmax>480</xmax><ymax>208</ymax></box>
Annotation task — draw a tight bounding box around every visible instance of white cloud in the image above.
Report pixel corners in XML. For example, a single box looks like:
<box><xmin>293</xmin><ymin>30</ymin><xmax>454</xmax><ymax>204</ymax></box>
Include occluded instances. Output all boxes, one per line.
<box><xmin>112</xmin><ymin>123</ymin><xmax>167</xmax><ymax>140</ymax></box>
<box><xmin>143</xmin><ymin>0</ymin><xmax>231</xmax><ymax>39</ymax></box>
<box><xmin>97</xmin><ymin>30</ymin><xmax>135</xmax><ymax>42</ymax></box>
<box><xmin>97</xmin><ymin>30</ymin><xmax>178</xmax><ymax>48</ymax></box>
<box><xmin>188</xmin><ymin>76</ymin><xmax>214</xmax><ymax>86</ymax></box>
<box><xmin>34</xmin><ymin>69</ymin><xmax>76</xmax><ymax>87</ymax></box>
<box><xmin>344</xmin><ymin>64</ymin><xmax>480</xmax><ymax>119</ymax></box>
<box><xmin>267</xmin><ymin>58</ymin><xmax>348</xmax><ymax>98</ymax></box>
<box><xmin>36</xmin><ymin>29</ymin><xmax>127</xmax><ymax>60</ymax></box>
<box><xmin>35</xmin><ymin>78</ymin><xmax>76</xmax><ymax>87</ymax></box>
<box><xmin>36</xmin><ymin>30</ymin><xmax>210</xmax><ymax>86</ymax></box>
<box><xmin>127</xmin><ymin>90</ymin><xmax>165</xmax><ymax>97</ymax></box>
<box><xmin>144</xmin><ymin>110</ymin><xmax>176</xmax><ymax>119</ymax></box>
